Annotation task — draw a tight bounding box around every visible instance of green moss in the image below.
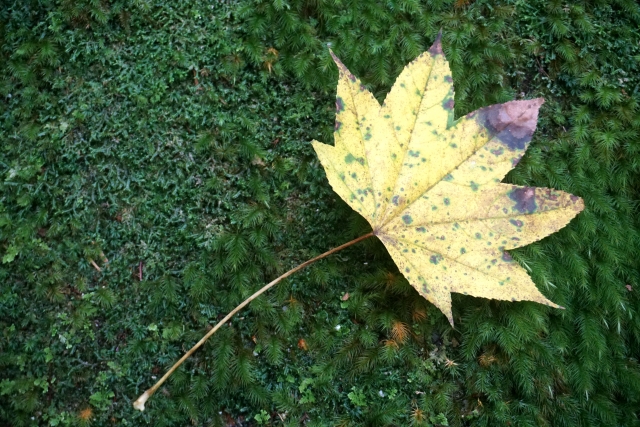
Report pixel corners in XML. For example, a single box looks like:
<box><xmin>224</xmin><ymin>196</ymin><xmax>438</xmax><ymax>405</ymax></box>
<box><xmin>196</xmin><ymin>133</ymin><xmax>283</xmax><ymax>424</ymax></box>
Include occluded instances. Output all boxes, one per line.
<box><xmin>1</xmin><ymin>0</ymin><xmax>640</xmax><ymax>426</ymax></box>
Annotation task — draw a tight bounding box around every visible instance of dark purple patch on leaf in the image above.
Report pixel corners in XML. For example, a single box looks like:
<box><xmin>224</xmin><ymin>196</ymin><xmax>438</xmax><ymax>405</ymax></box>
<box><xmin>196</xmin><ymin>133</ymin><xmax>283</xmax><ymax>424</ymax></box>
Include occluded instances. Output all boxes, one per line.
<box><xmin>444</xmin><ymin>75</ymin><xmax>453</xmax><ymax>83</ymax></box>
<box><xmin>402</xmin><ymin>214</ymin><xmax>413</xmax><ymax>224</ymax></box>
<box><xmin>335</xmin><ymin>121</ymin><xmax>342</xmax><ymax>132</ymax></box>
<box><xmin>391</xmin><ymin>195</ymin><xmax>400</xmax><ymax>206</ymax></box>
<box><xmin>476</xmin><ymin>98</ymin><xmax>544</xmax><ymax>151</ymax></box>
<box><xmin>428</xmin><ymin>31</ymin><xmax>443</xmax><ymax>55</ymax></box>
<box><xmin>508</xmin><ymin>187</ymin><xmax>537</xmax><ymax>214</ymax></box>
<box><xmin>509</xmin><ymin>219</ymin><xmax>523</xmax><ymax>227</ymax></box>
<box><xmin>430</xmin><ymin>254</ymin><xmax>443</xmax><ymax>265</ymax></box>
<box><xmin>336</xmin><ymin>97</ymin><xmax>345</xmax><ymax>112</ymax></box>
<box><xmin>442</xmin><ymin>98</ymin><xmax>454</xmax><ymax>111</ymax></box>
<box><xmin>416</xmin><ymin>226</ymin><xmax>426</xmax><ymax>233</ymax></box>
<box><xmin>502</xmin><ymin>252</ymin><xmax>514</xmax><ymax>262</ymax></box>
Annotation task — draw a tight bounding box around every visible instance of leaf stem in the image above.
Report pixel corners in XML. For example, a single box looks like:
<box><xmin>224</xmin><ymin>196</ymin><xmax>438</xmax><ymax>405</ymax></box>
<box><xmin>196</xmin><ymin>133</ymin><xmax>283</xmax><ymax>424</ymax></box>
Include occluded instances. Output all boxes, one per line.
<box><xmin>133</xmin><ymin>232</ymin><xmax>374</xmax><ymax>411</ymax></box>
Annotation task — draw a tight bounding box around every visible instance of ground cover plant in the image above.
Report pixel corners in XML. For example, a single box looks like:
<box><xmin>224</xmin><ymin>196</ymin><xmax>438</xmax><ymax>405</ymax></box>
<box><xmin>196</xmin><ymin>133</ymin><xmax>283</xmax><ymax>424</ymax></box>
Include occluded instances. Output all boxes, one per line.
<box><xmin>1</xmin><ymin>0</ymin><xmax>640</xmax><ymax>426</ymax></box>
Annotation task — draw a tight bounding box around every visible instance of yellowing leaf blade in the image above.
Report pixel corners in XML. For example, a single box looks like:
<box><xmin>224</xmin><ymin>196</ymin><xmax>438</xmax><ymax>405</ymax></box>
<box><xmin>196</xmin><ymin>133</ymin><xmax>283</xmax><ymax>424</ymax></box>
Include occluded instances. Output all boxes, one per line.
<box><xmin>376</xmin><ymin>34</ymin><xmax>455</xmax><ymax>224</ymax></box>
<box><xmin>313</xmin><ymin>35</ymin><xmax>584</xmax><ymax>325</ymax></box>
<box><xmin>312</xmin><ymin>140</ymin><xmax>376</xmax><ymax>222</ymax></box>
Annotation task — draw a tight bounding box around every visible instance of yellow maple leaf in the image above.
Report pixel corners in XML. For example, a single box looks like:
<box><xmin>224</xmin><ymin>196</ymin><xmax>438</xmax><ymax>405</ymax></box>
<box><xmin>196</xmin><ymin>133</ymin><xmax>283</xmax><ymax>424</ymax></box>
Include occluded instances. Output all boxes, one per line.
<box><xmin>312</xmin><ymin>34</ymin><xmax>584</xmax><ymax>325</ymax></box>
<box><xmin>132</xmin><ymin>34</ymin><xmax>588</xmax><ymax>412</ymax></box>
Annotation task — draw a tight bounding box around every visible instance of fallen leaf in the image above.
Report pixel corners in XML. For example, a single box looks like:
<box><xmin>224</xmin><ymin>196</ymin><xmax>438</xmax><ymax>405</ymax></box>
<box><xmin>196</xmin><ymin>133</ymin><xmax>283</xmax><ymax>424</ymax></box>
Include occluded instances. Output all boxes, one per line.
<box><xmin>341</xmin><ymin>292</ymin><xmax>350</xmax><ymax>301</ymax></box>
<box><xmin>297</xmin><ymin>338</ymin><xmax>308</xmax><ymax>350</ymax></box>
<box><xmin>312</xmin><ymin>33</ymin><xmax>584</xmax><ymax>325</ymax></box>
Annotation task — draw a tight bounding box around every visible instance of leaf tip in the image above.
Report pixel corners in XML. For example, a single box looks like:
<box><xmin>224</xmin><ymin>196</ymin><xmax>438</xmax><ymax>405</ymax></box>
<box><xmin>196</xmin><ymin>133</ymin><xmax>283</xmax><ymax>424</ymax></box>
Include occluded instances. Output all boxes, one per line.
<box><xmin>329</xmin><ymin>50</ymin><xmax>354</xmax><ymax>81</ymax></box>
<box><xmin>571</xmin><ymin>194</ymin><xmax>585</xmax><ymax>212</ymax></box>
<box><xmin>428</xmin><ymin>30</ymin><xmax>444</xmax><ymax>55</ymax></box>
<box><xmin>447</xmin><ymin>316</ymin><xmax>455</xmax><ymax>328</ymax></box>
<box><xmin>478</xmin><ymin>97</ymin><xmax>546</xmax><ymax>151</ymax></box>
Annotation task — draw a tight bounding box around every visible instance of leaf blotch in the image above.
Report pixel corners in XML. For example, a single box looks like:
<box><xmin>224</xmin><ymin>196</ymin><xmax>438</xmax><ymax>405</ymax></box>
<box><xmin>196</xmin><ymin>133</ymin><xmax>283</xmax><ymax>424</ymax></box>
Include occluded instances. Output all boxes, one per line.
<box><xmin>428</xmin><ymin>33</ymin><xmax>443</xmax><ymax>55</ymax></box>
<box><xmin>502</xmin><ymin>252</ymin><xmax>514</xmax><ymax>262</ymax></box>
<box><xmin>490</xmin><ymin>147</ymin><xmax>504</xmax><ymax>156</ymax></box>
<box><xmin>402</xmin><ymin>215</ymin><xmax>413</xmax><ymax>225</ymax></box>
<box><xmin>478</xmin><ymin>99</ymin><xmax>544</xmax><ymax>151</ymax></box>
<box><xmin>508</xmin><ymin>187</ymin><xmax>537</xmax><ymax>213</ymax></box>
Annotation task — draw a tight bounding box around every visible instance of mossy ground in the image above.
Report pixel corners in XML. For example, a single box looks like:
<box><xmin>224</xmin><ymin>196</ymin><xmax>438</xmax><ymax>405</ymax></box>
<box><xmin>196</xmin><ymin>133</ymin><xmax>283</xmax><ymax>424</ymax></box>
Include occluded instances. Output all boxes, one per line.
<box><xmin>1</xmin><ymin>1</ymin><xmax>639</xmax><ymax>426</ymax></box>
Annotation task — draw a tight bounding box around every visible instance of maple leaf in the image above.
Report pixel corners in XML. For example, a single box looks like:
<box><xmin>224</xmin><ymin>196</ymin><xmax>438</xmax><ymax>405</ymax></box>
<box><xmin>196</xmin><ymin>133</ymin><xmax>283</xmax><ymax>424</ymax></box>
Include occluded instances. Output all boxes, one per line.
<box><xmin>312</xmin><ymin>34</ymin><xmax>584</xmax><ymax>325</ymax></box>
